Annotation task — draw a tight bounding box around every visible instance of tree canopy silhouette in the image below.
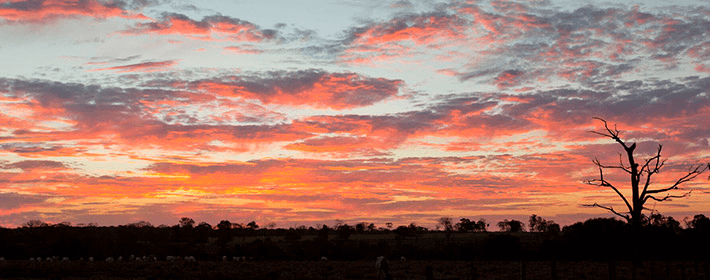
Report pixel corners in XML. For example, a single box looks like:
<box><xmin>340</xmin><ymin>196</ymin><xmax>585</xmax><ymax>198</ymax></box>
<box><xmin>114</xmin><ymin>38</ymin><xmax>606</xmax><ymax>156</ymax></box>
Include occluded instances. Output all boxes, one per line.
<box><xmin>584</xmin><ymin>118</ymin><xmax>709</xmax><ymax>229</ymax></box>
<box><xmin>497</xmin><ymin>219</ymin><xmax>525</xmax><ymax>232</ymax></box>
<box><xmin>528</xmin><ymin>214</ymin><xmax>560</xmax><ymax>233</ymax></box>
<box><xmin>179</xmin><ymin>217</ymin><xmax>195</xmax><ymax>228</ymax></box>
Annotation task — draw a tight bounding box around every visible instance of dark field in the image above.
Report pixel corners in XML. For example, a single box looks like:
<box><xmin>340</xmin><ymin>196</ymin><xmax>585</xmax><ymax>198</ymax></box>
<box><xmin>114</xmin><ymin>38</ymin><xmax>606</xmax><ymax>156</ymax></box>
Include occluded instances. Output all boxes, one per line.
<box><xmin>3</xmin><ymin>217</ymin><xmax>710</xmax><ymax>279</ymax></box>
<box><xmin>1</xmin><ymin>259</ymin><xmax>709</xmax><ymax>280</ymax></box>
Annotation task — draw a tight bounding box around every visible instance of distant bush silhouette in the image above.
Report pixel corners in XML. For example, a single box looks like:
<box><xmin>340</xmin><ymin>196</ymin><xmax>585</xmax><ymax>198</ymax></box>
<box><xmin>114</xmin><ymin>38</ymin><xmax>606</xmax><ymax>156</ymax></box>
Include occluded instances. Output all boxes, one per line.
<box><xmin>2</xmin><ymin>215</ymin><xmax>709</xmax><ymax>262</ymax></box>
<box><xmin>178</xmin><ymin>217</ymin><xmax>195</xmax><ymax>228</ymax></box>
<box><xmin>528</xmin><ymin>214</ymin><xmax>560</xmax><ymax>233</ymax></box>
<box><xmin>456</xmin><ymin>218</ymin><xmax>488</xmax><ymax>232</ymax></box>
<box><xmin>22</xmin><ymin>219</ymin><xmax>48</xmax><ymax>228</ymax></box>
<box><xmin>336</xmin><ymin>224</ymin><xmax>353</xmax><ymax>240</ymax></box>
<box><xmin>438</xmin><ymin>217</ymin><xmax>454</xmax><ymax>240</ymax></box>
<box><xmin>497</xmin><ymin>219</ymin><xmax>525</xmax><ymax>232</ymax></box>
<box><xmin>684</xmin><ymin>214</ymin><xmax>710</xmax><ymax>231</ymax></box>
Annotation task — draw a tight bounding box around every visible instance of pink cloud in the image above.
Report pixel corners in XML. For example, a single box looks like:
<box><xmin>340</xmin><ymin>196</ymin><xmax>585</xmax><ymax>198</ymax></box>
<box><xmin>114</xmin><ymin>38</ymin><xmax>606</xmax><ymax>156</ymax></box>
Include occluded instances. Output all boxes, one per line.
<box><xmin>351</xmin><ymin>13</ymin><xmax>466</xmax><ymax>46</ymax></box>
<box><xmin>121</xmin><ymin>13</ymin><xmax>277</xmax><ymax>42</ymax></box>
<box><xmin>695</xmin><ymin>64</ymin><xmax>710</xmax><ymax>73</ymax></box>
<box><xmin>493</xmin><ymin>70</ymin><xmax>524</xmax><ymax>89</ymax></box>
<box><xmin>339</xmin><ymin>12</ymin><xmax>467</xmax><ymax>64</ymax></box>
<box><xmin>186</xmin><ymin>70</ymin><xmax>404</xmax><ymax>110</ymax></box>
<box><xmin>0</xmin><ymin>0</ymin><xmax>148</xmax><ymax>23</ymax></box>
<box><xmin>436</xmin><ymin>69</ymin><xmax>462</xmax><ymax>76</ymax></box>
<box><xmin>89</xmin><ymin>60</ymin><xmax>178</xmax><ymax>73</ymax></box>
<box><xmin>224</xmin><ymin>45</ymin><xmax>264</xmax><ymax>54</ymax></box>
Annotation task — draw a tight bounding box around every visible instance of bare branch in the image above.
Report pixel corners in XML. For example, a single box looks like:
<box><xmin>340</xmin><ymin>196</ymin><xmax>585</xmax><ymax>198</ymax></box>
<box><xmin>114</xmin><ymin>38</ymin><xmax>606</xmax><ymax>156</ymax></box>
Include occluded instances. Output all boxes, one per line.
<box><xmin>640</xmin><ymin>145</ymin><xmax>663</xmax><ymax>196</ymax></box>
<box><xmin>589</xmin><ymin>118</ymin><xmax>617</xmax><ymax>139</ymax></box>
<box><xmin>643</xmin><ymin>164</ymin><xmax>707</xmax><ymax>196</ymax></box>
<box><xmin>639</xmin><ymin>145</ymin><xmax>663</xmax><ymax>176</ymax></box>
<box><xmin>589</xmin><ymin>130</ymin><xmax>615</xmax><ymax>138</ymax></box>
<box><xmin>641</xmin><ymin>172</ymin><xmax>652</xmax><ymax>200</ymax></box>
<box><xmin>585</xmin><ymin>165</ymin><xmax>633</xmax><ymax>213</ymax></box>
<box><xmin>592</xmin><ymin>157</ymin><xmax>632</xmax><ymax>174</ymax></box>
<box><xmin>583</xmin><ymin>203</ymin><xmax>630</xmax><ymax>221</ymax></box>
<box><xmin>618</xmin><ymin>153</ymin><xmax>632</xmax><ymax>173</ymax></box>
<box><xmin>645</xmin><ymin>191</ymin><xmax>692</xmax><ymax>203</ymax></box>
<box><xmin>590</xmin><ymin>117</ymin><xmax>631</xmax><ymax>151</ymax></box>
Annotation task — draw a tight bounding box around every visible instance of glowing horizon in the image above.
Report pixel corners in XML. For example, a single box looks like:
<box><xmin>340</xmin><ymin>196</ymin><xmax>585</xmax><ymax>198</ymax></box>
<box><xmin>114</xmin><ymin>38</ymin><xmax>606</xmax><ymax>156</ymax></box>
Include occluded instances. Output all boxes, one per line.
<box><xmin>1</xmin><ymin>0</ymin><xmax>709</xmax><ymax>229</ymax></box>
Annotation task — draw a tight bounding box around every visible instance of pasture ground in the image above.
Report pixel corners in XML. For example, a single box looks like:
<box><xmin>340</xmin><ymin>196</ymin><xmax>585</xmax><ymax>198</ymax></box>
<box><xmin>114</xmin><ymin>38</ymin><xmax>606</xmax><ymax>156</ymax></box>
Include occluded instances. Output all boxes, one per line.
<box><xmin>1</xmin><ymin>259</ymin><xmax>708</xmax><ymax>280</ymax></box>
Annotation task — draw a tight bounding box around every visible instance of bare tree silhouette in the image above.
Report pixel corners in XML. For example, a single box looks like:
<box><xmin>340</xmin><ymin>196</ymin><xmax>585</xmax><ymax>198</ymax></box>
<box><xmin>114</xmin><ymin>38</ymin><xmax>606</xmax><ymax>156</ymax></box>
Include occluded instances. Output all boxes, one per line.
<box><xmin>22</xmin><ymin>219</ymin><xmax>48</xmax><ymax>228</ymax></box>
<box><xmin>584</xmin><ymin>117</ymin><xmax>709</xmax><ymax>230</ymax></box>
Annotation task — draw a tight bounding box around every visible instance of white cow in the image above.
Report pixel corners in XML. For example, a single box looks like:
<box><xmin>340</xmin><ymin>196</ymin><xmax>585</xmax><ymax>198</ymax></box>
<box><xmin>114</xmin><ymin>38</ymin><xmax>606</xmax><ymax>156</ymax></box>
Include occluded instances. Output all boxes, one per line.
<box><xmin>376</xmin><ymin>256</ymin><xmax>391</xmax><ymax>280</ymax></box>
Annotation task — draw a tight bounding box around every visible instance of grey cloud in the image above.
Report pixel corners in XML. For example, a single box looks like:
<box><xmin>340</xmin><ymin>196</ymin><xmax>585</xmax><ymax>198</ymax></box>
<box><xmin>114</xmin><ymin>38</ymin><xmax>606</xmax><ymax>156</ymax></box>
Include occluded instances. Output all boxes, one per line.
<box><xmin>183</xmin><ymin>69</ymin><xmax>403</xmax><ymax>109</ymax></box>
<box><xmin>0</xmin><ymin>192</ymin><xmax>51</xmax><ymax>209</ymax></box>
<box><xmin>443</xmin><ymin>3</ymin><xmax>710</xmax><ymax>88</ymax></box>
<box><xmin>3</xmin><ymin>160</ymin><xmax>67</xmax><ymax>171</ymax></box>
<box><xmin>123</xmin><ymin>12</ymin><xmax>281</xmax><ymax>41</ymax></box>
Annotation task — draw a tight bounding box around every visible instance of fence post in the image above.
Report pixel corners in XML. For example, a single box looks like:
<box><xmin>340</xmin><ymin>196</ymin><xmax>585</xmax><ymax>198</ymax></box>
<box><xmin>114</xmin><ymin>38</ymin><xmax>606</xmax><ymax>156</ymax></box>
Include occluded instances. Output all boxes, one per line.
<box><xmin>650</xmin><ymin>259</ymin><xmax>655</xmax><ymax>280</ymax></box>
<box><xmin>681</xmin><ymin>261</ymin><xmax>686</xmax><ymax>280</ymax></box>
<box><xmin>469</xmin><ymin>262</ymin><xmax>478</xmax><ymax>280</ymax></box>
<box><xmin>551</xmin><ymin>258</ymin><xmax>558</xmax><ymax>280</ymax></box>
<box><xmin>608</xmin><ymin>260</ymin><xmax>617</xmax><ymax>280</ymax></box>
<box><xmin>666</xmin><ymin>260</ymin><xmax>671</xmax><ymax>280</ymax></box>
<box><xmin>425</xmin><ymin>265</ymin><xmax>434</xmax><ymax>280</ymax></box>
<box><xmin>520</xmin><ymin>259</ymin><xmax>526</xmax><ymax>280</ymax></box>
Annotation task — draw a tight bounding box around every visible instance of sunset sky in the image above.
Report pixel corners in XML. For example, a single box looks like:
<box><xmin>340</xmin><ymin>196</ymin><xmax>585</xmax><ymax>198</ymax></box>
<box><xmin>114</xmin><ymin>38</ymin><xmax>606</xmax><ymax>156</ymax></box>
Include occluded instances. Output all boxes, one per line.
<box><xmin>1</xmin><ymin>0</ymin><xmax>709</xmax><ymax>229</ymax></box>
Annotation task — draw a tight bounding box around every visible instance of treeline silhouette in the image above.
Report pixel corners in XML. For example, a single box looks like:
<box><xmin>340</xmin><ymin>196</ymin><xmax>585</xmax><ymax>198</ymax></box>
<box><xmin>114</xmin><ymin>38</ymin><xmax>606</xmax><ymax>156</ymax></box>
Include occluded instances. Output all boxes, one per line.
<box><xmin>1</xmin><ymin>213</ymin><xmax>708</xmax><ymax>262</ymax></box>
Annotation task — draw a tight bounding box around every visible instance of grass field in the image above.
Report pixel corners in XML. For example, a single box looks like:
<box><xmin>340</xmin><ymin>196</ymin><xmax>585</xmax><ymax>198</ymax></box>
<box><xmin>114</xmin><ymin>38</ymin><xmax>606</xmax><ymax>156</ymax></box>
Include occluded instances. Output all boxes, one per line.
<box><xmin>1</xmin><ymin>259</ymin><xmax>709</xmax><ymax>280</ymax></box>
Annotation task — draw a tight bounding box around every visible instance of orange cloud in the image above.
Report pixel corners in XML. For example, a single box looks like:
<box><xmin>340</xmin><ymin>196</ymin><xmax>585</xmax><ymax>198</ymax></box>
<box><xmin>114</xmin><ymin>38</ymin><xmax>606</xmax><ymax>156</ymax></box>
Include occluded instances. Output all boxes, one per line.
<box><xmin>351</xmin><ymin>13</ymin><xmax>466</xmax><ymax>46</ymax></box>
<box><xmin>284</xmin><ymin>136</ymin><xmax>394</xmax><ymax>157</ymax></box>
<box><xmin>186</xmin><ymin>70</ymin><xmax>403</xmax><ymax>110</ymax></box>
<box><xmin>121</xmin><ymin>13</ymin><xmax>277</xmax><ymax>42</ymax></box>
<box><xmin>493</xmin><ymin>70</ymin><xmax>524</xmax><ymax>89</ymax></box>
<box><xmin>0</xmin><ymin>0</ymin><xmax>148</xmax><ymax>22</ymax></box>
<box><xmin>338</xmin><ymin>12</ymin><xmax>467</xmax><ymax>65</ymax></box>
